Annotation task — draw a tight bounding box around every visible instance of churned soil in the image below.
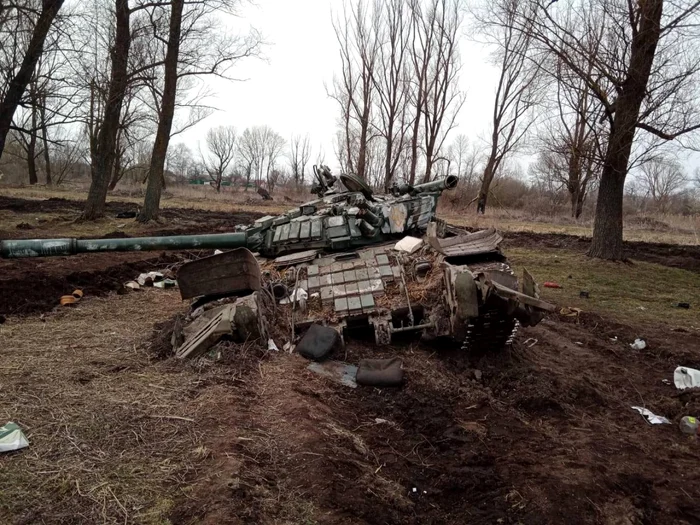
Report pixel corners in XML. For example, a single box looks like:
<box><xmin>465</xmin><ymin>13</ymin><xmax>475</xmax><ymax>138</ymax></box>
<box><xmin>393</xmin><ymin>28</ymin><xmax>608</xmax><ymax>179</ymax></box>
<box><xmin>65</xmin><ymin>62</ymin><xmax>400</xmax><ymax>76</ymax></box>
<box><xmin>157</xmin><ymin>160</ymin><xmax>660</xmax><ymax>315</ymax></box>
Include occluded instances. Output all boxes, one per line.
<box><xmin>1</xmin><ymin>193</ymin><xmax>699</xmax><ymax>524</ymax></box>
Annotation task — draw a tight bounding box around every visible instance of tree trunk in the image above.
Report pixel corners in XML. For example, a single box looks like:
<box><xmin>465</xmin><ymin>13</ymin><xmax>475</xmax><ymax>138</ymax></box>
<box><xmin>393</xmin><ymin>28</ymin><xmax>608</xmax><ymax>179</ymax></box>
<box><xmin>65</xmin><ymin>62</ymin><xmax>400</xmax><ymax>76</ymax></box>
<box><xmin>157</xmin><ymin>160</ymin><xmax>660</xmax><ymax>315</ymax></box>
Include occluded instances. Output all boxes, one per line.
<box><xmin>423</xmin><ymin>154</ymin><xmax>433</xmax><ymax>184</ymax></box>
<box><xmin>357</xmin><ymin>106</ymin><xmax>369</xmax><ymax>180</ymax></box>
<box><xmin>575</xmin><ymin>190</ymin><xmax>585</xmax><ymax>219</ymax></box>
<box><xmin>40</xmin><ymin>117</ymin><xmax>51</xmax><ymax>185</ymax></box>
<box><xmin>108</xmin><ymin>152</ymin><xmax>121</xmax><ymax>190</ymax></box>
<box><xmin>384</xmin><ymin>133</ymin><xmax>393</xmax><ymax>192</ymax></box>
<box><xmin>409</xmin><ymin>103</ymin><xmax>421</xmax><ymax>185</ymax></box>
<box><xmin>0</xmin><ymin>0</ymin><xmax>64</xmax><ymax>159</ymax></box>
<box><xmin>137</xmin><ymin>0</ymin><xmax>183</xmax><ymax>222</ymax></box>
<box><xmin>27</xmin><ymin>99</ymin><xmax>38</xmax><ymax>185</ymax></box>
<box><xmin>27</xmin><ymin>133</ymin><xmax>38</xmax><ymax>185</ymax></box>
<box><xmin>83</xmin><ymin>0</ymin><xmax>130</xmax><ymax>220</ymax></box>
<box><xmin>477</xmin><ymin>157</ymin><xmax>497</xmax><ymax>214</ymax></box>
<box><xmin>588</xmin><ymin>0</ymin><xmax>663</xmax><ymax>260</ymax></box>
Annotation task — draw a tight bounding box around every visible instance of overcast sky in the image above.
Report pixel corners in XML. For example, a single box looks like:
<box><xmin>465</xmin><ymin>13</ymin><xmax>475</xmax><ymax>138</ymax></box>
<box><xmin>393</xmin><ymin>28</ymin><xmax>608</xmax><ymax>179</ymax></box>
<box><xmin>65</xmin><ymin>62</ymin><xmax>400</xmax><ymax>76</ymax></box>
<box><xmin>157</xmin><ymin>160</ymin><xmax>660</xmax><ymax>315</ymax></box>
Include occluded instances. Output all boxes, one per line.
<box><xmin>176</xmin><ymin>0</ymin><xmax>700</xmax><ymax>177</ymax></box>
<box><xmin>177</xmin><ymin>0</ymin><xmax>501</xmax><ymax>173</ymax></box>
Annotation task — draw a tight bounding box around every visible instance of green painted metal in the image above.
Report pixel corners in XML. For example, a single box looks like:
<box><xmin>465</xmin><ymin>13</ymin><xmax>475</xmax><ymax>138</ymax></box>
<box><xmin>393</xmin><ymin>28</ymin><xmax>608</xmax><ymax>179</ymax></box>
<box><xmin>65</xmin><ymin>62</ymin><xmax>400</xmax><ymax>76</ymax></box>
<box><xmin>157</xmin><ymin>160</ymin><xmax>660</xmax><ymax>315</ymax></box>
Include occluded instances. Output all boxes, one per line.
<box><xmin>0</xmin><ymin>232</ymin><xmax>249</xmax><ymax>259</ymax></box>
<box><xmin>0</xmin><ymin>174</ymin><xmax>460</xmax><ymax>260</ymax></box>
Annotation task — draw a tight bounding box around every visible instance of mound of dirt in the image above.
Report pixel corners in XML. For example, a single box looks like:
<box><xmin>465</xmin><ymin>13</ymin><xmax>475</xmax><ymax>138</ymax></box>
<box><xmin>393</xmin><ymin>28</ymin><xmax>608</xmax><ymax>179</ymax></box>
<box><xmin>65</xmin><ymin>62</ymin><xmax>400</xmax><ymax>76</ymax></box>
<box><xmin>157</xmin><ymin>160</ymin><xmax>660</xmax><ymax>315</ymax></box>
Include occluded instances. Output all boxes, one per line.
<box><xmin>0</xmin><ymin>253</ymin><xmax>185</xmax><ymax>316</ymax></box>
<box><xmin>169</xmin><ymin>312</ymin><xmax>700</xmax><ymax>524</ymax></box>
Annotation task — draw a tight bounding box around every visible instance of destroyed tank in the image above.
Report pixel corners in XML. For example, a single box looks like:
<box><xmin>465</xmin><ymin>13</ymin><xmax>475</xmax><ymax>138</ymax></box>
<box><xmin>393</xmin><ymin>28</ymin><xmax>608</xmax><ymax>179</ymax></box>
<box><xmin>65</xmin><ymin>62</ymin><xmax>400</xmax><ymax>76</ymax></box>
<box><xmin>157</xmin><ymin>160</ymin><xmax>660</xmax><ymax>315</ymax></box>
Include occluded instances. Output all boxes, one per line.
<box><xmin>0</xmin><ymin>166</ymin><xmax>554</xmax><ymax>355</ymax></box>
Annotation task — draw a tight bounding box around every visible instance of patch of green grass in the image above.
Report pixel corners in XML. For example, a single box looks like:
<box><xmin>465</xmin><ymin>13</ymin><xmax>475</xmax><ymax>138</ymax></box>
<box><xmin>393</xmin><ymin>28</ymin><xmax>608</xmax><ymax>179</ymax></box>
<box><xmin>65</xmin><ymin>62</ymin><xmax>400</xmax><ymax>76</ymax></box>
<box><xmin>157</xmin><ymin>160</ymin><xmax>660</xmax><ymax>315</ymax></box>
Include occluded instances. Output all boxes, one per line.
<box><xmin>507</xmin><ymin>246</ymin><xmax>700</xmax><ymax>329</ymax></box>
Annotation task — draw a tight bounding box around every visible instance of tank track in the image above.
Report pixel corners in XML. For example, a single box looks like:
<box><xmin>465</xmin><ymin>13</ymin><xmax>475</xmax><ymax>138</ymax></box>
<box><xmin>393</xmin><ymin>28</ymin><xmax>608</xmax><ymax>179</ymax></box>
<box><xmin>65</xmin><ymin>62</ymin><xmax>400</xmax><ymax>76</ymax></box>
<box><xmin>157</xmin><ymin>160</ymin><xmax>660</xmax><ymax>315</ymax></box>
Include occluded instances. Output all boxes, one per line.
<box><xmin>460</xmin><ymin>261</ymin><xmax>519</xmax><ymax>353</ymax></box>
<box><xmin>461</xmin><ymin>309</ymin><xmax>519</xmax><ymax>352</ymax></box>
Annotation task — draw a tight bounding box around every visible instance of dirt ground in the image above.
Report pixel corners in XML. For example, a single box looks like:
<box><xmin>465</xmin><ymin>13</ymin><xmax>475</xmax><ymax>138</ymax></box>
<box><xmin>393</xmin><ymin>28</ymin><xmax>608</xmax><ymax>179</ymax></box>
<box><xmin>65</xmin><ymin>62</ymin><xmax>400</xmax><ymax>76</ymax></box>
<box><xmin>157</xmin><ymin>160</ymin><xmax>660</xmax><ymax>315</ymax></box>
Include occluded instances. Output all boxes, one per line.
<box><xmin>1</xmin><ymin>195</ymin><xmax>700</xmax><ymax>525</ymax></box>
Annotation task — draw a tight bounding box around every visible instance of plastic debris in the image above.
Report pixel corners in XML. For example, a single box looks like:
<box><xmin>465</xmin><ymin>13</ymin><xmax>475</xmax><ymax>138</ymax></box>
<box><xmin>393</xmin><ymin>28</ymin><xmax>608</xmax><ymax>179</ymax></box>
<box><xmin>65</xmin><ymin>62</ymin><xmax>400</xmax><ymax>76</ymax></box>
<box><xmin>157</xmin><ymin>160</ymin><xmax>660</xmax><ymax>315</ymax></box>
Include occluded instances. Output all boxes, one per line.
<box><xmin>674</xmin><ymin>302</ymin><xmax>691</xmax><ymax>309</ymax></box>
<box><xmin>214</xmin><ymin>249</ymin><xmax>223</xmax><ymax>255</ymax></box>
<box><xmin>283</xmin><ymin>341</ymin><xmax>294</xmax><ymax>353</ymax></box>
<box><xmin>124</xmin><ymin>281</ymin><xmax>140</xmax><ymax>290</ymax></box>
<box><xmin>543</xmin><ymin>281</ymin><xmax>562</xmax><ymax>289</ymax></box>
<box><xmin>279</xmin><ymin>287</ymin><xmax>308</xmax><ymax>305</ymax></box>
<box><xmin>632</xmin><ymin>406</ymin><xmax>670</xmax><ymax>425</ymax></box>
<box><xmin>267</xmin><ymin>339</ymin><xmax>280</xmax><ymax>352</ymax></box>
<box><xmin>60</xmin><ymin>289</ymin><xmax>83</xmax><ymax>306</ymax></box>
<box><xmin>307</xmin><ymin>361</ymin><xmax>358</xmax><ymax>388</ymax></box>
<box><xmin>137</xmin><ymin>271</ymin><xmax>164</xmax><ymax>287</ymax></box>
<box><xmin>394</xmin><ymin>236</ymin><xmax>423</xmax><ymax>254</ymax></box>
<box><xmin>579</xmin><ymin>290</ymin><xmax>590</xmax><ymax>298</ymax></box>
<box><xmin>674</xmin><ymin>366</ymin><xmax>700</xmax><ymax>390</ymax></box>
<box><xmin>560</xmin><ymin>307</ymin><xmax>581</xmax><ymax>317</ymax></box>
<box><xmin>630</xmin><ymin>339</ymin><xmax>647</xmax><ymax>350</ymax></box>
<box><xmin>679</xmin><ymin>416</ymin><xmax>699</xmax><ymax>435</ymax></box>
<box><xmin>0</xmin><ymin>422</ymin><xmax>29</xmax><ymax>452</ymax></box>
<box><xmin>153</xmin><ymin>279</ymin><xmax>177</xmax><ymax>289</ymax></box>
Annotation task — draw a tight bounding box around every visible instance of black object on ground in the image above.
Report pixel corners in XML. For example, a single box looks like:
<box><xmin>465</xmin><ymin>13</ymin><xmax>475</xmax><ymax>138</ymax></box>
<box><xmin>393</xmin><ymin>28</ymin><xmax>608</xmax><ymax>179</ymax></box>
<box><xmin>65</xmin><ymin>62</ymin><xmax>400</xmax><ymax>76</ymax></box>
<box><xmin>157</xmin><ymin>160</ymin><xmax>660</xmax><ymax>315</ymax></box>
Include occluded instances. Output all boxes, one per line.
<box><xmin>297</xmin><ymin>324</ymin><xmax>341</xmax><ymax>361</ymax></box>
<box><xmin>356</xmin><ymin>357</ymin><xmax>404</xmax><ymax>387</ymax></box>
<box><xmin>675</xmin><ymin>302</ymin><xmax>691</xmax><ymax>309</ymax></box>
<box><xmin>579</xmin><ymin>290</ymin><xmax>590</xmax><ymax>298</ymax></box>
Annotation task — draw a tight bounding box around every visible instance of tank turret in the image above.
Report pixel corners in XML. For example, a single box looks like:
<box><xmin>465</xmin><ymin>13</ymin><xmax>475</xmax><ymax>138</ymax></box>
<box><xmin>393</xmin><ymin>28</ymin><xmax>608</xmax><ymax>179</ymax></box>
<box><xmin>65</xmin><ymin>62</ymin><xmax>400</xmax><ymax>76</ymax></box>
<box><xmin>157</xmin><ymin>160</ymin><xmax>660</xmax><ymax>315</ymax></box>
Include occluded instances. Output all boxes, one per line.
<box><xmin>0</xmin><ymin>172</ymin><xmax>458</xmax><ymax>259</ymax></box>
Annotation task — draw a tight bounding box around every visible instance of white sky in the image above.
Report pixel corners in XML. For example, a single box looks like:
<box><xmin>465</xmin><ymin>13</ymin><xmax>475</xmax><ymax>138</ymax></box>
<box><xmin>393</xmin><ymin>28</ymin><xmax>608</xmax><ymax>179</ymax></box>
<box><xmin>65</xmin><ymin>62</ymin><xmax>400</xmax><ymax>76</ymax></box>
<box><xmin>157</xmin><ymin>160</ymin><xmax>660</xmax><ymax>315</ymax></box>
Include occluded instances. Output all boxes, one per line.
<box><xmin>177</xmin><ymin>0</ymin><xmax>500</xmax><ymax>173</ymax></box>
<box><xmin>176</xmin><ymin>0</ymin><xmax>700</xmax><ymax>178</ymax></box>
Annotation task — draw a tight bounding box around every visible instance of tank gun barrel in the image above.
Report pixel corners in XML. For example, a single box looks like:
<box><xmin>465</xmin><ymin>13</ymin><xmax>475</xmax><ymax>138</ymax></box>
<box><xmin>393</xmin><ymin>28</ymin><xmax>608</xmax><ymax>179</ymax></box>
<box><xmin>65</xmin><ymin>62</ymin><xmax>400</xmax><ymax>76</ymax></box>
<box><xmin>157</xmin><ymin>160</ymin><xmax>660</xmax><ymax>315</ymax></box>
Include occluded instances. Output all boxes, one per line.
<box><xmin>0</xmin><ymin>232</ymin><xmax>250</xmax><ymax>259</ymax></box>
<box><xmin>393</xmin><ymin>175</ymin><xmax>458</xmax><ymax>196</ymax></box>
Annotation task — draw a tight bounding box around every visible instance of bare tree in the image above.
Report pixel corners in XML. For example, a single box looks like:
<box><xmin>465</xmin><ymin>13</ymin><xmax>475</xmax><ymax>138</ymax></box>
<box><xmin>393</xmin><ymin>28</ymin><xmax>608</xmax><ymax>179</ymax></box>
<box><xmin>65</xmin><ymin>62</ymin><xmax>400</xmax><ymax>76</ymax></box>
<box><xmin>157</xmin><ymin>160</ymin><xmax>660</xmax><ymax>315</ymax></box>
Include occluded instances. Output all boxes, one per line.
<box><xmin>289</xmin><ymin>133</ymin><xmax>311</xmax><ymax>186</ymax></box>
<box><xmin>473</xmin><ymin>0</ymin><xmax>541</xmax><ymax>213</ymax></box>
<box><xmin>82</xmin><ymin>0</ymin><xmax>130</xmax><ymax>220</ymax></box>
<box><xmin>330</xmin><ymin>0</ymin><xmax>379</xmax><ymax>180</ymax></box>
<box><xmin>445</xmin><ymin>133</ymin><xmax>481</xmax><ymax>196</ymax></box>
<box><xmin>371</xmin><ymin>0</ymin><xmax>410</xmax><ymax>189</ymax></box>
<box><xmin>536</xmin><ymin>58</ymin><xmax>605</xmax><ymax>218</ymax></box>
<box><xmin>637</xmin><ymin>156</ymin><xmax>687</xmax><ymax>213</ymax></box>
<box><xmin>137</xmin><ymin>0</ymin><xmax>263</xmax><ymax>221</ymax></box>
<box><xmin>202</xmin><ymin>125</ymin><xmax>236</xmax><ymax>192</ymax></box>
<box><xmin>404</xmin><ymin>0</ymin><xmax>464</xmax><ymax>184</ymax></box>
<box><xmin>237</xmin><ymin>126</ymin><xmax>257</xmax><ymax>190</ymax></box>
<box><xmin>0</xmin><ymin>0</ymin><xmax>65</xmax><ymax>159</ymax></box>
<box><xmin>137</xmin><ymin>0</ymin><xmax>184</xmax><ymax>221</ymax></box>
<box><xmin>166</xmin><ymin>142</ymin><xmax>191</xmax><ymax>182</ymax></box>
<box><xmin>264</xmin><ymin>130</ymin><xmax>285</xmax><ymax>193</ymax></box>
<box><xmin>418</xmin><ymin>0</ymin><xmax>464</xmax><ymax>183</ymax></box>
<box><xmin>237</xmin><ymin>125</ymin><xmax>285</xmax><ymax>192</ymax></box>
<box><xmin>511</xmin><ymin>0</ymin><xmax>700</xmax><ymax>259</ymax></box>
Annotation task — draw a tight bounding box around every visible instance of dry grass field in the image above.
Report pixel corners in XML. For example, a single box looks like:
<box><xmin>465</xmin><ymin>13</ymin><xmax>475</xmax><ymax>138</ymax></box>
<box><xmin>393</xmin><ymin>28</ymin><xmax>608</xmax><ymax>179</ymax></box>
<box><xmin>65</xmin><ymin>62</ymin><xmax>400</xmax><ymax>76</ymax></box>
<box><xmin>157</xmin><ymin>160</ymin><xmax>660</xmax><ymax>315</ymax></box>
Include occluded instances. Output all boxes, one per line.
<box><xmin>0</xmin><ymin>183</ymin><xmax>699</xmax><ymax>525</ymax></box>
